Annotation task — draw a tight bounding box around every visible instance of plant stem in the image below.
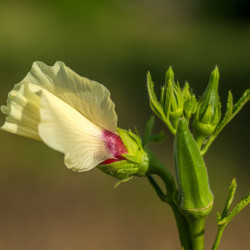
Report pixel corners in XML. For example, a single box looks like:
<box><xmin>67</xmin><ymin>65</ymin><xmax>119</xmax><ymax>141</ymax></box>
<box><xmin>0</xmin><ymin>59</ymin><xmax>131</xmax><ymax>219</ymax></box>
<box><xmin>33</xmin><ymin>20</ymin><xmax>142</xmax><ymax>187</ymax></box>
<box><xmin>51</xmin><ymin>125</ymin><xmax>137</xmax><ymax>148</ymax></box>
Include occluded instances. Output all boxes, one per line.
<box><xmin>170</xmin><ymin>202</ymin><xmax>193</xmax><ymax>250</ymax></box>
<box><xmin>212</xmin><ymin>224</ymin><xmax>226</xmax><ymax>250</ymax></box>
<box><xmin>148</xmin><ymin>176</ymin><xmax>192</xmax><ymax>250</ymax></box>
<box><xmin>221</xmin><ymin>178</ymin><xmax>237</xmax><ymax>218</ymax></box>
<box><xmin>147</xmin><ymin>151</ymin><xmax>192</xmax><ymax>249</ymax></box>
<box><xmin>212</xmin><ymin>180</ymin><xmax>250</xmax><ymax>250</ymax></box>
<box><xmin>163</xmin><ymin>117</ymin><xmax>176</xmax><ymax>135</ymax></box>
<box><xmin>226</xmin><ymin>191</ymin><xmax>250</xmax><ymax>223</ymax></box>
<box><xmin>147</xmin><ymin>176</ymin><xmax>169</xmax><ymax>202</ymax></box>
<box><xmin>187</xmin><ymin>216</ymin><xmax>206</xmax><ymax>250</ymax></box>
<box><xmin>195</xmin><ymin>134</ymin><xmax>205</xmax><ymax>150</ymax></box>
<box><xmin>147</xmin><ymin>150</ymin><xmax>175</xmax><ymax>200</ymax></box>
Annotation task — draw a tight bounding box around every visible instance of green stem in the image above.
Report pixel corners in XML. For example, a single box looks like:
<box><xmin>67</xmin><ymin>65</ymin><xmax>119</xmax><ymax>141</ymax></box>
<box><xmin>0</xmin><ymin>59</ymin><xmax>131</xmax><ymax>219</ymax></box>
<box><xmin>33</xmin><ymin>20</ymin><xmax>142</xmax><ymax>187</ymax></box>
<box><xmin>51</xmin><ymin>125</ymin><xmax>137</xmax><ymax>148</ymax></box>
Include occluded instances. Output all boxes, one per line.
<box><xmin>170</xmin><ymin>203</ymin><xmax>193</xmax><ymax>250</ymax></box>
<box><xmin>226</xmin><ymin>191</ymin><xmax>250</xmax><ymax>223</ymax></box>
<box><xmin>148</xmin><ymin>176</ymin><xmax>192</xmax><ymax>250</ymax></box>
<box><xmin>163</xmin><ymin>117</ymin><xmax>176</xmax><ymax>135</ymax></box>
<box><xmin>147</xmin><ymin>151</ymin><xmax>192</xmax><ymax>250</ymax></box>
<box><xmin>212</xmin><ymin>225</ymin><xmax>226</xmax><ymax>250</ymax></box>
<box><xmin>200</xmin><ymin>135</ymin><xmax>215</xmax><ymax>155</ymax></box>
<box><xmin>195</xmin><ymin>135</ymin><xmax>206</xmax><ymax>150</ymax></box>
<box><xmin>187</xmin><ymin>216</ymin><xmax>206</xmax><ymax>250</ymax></box>
<box><xmin>212</xmin><ymin>179</ymin><xmax>237</xmax><ymax>250</ymax></box>
<box><xmin>212</xmin><ymin>192</ymin><xmax>250</xmax><ymax>250</ymax></box>
<box><xmin>147</xmin><ymin>176</ymin><xmax>169</xmax><ymax>203</ymax></box>
<box><xmin>221</xmin><ymin>178</ymin><xmax>237</xmax><ymax>218</ymax></box>
<box><xmin>212</xmin><ymin>179</ymin><xmax>250</xmax><ymax>250</ymax></box>
<box><xmin>147</xmin><ymin>150</ymin><xmax>175</xmax><ymax>200</ymax></box>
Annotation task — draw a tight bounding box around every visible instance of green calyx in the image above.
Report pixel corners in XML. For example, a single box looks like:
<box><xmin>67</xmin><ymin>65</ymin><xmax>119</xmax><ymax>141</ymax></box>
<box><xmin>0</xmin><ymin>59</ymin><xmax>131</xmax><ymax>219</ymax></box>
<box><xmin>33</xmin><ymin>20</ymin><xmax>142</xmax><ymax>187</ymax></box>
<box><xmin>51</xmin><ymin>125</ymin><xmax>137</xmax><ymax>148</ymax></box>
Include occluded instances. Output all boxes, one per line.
<box><xmin>193</xmin><ymin>67</ymin><xmax>221</xmax><ymax>147</ymax></box>
<box><xmin>174</xmin><ymin>118</ymin><xmax>213</xmax><ymax>218</ymax></box>
<box><xmin>98</xmin><ymin>128</ymin><xmax>149</xmax><ymax>181</ymax></box>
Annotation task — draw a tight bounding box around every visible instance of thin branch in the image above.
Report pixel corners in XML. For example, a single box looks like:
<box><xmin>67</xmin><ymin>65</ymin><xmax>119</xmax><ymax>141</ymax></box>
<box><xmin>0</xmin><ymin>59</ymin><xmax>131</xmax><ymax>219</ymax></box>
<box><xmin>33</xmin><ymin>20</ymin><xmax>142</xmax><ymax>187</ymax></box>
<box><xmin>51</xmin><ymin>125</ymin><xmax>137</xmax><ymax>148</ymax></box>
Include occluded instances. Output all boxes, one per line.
<box><xmin>147</xmin><ymin>176</ymin><xmax>169</xmax><ymax>203</ymax></box>
<box><xmin>212</xmin><ymin>179</ymin><xmax>250</xmax><ymax>250</ymax></box>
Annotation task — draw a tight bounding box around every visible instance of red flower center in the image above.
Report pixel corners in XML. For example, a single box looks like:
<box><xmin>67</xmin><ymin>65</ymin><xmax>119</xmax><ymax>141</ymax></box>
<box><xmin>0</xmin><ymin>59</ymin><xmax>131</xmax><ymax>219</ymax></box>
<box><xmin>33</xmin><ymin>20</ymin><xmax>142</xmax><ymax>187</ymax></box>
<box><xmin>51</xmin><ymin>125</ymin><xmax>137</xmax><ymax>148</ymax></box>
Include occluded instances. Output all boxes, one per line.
<box><xmin>100</xmin><ymin>130</ymin><xmax>128</xmax><ymax>165</ymax></box>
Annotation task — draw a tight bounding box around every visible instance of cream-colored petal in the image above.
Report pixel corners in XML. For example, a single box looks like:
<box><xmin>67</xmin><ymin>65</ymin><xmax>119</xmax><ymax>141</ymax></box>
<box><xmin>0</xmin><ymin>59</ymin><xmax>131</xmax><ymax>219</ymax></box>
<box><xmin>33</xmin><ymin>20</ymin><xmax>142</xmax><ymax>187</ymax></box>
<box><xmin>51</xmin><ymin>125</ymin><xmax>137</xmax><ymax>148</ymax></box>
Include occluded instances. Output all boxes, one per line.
<box><xmin>38</xmin><ymin>89</ymin><xmax>112</xmax><ymax>172</ymax></box>
<box><xmin>1</xmin><ymin>83</ymin><xmax>41</xmax><ymax>140</ymax></box>
<box><xmin>16</xmin><ymin>61</ymin><xmax>117</xmax><ymax>132</ymax></box>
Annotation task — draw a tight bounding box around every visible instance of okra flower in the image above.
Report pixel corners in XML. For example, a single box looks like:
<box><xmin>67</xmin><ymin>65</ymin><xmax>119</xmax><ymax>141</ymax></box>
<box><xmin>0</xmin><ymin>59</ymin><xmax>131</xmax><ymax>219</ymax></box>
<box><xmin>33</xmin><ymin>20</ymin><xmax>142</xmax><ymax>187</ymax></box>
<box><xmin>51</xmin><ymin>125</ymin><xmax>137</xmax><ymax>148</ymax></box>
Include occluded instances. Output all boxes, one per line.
<box><xmin>1</xmin><ymin>61</ymin><xmax>128</xmax><ymax>172</ymax></box>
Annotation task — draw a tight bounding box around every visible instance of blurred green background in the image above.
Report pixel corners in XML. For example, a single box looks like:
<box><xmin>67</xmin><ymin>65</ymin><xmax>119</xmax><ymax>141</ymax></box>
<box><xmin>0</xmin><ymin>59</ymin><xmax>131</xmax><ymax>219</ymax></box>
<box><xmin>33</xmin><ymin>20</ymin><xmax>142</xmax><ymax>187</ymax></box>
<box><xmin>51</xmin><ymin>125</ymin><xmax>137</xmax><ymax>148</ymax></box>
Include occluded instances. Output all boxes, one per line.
<box><xmin>0</xmin><ymin>0</ymin><xmax>249</xmax><ymax>249</ymax></box>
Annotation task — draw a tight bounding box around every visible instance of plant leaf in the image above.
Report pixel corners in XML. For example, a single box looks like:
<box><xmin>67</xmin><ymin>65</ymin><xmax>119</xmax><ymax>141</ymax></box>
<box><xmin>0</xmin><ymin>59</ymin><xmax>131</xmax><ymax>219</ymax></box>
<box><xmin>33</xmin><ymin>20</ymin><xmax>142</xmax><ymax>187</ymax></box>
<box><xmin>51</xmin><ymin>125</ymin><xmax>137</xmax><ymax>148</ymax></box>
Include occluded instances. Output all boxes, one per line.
<box><xmin>143</xmin><ymin>115</ymin><xmax>155</xmax><ymax>146</ymax></box>
<box><xmin>226</xmin><ymin>191</ymin><xmax>250</xmax><ymax>224</ymax></box>
<box><xmin>214</xmin><ymin>90</ymin><xmax>233</xmax><ymax>135</ymax></box>
<box><xmin>149</xmin><ymin>131</ymin><xmax>166</xmax><ymax>144</ymax></box>
<box><xmin>114</xmin><ymin>176</ymin><xmax>134</xmax><ymax>188</ymax></box>
<box><xmin>134</xmin><ymin>126</ymin><xmax>141</xmax><ymax>137</ymax></box>
<box><xmin>232</xmin><ymin>88</ymin><xmax>250</xmax><ymax>116</ymax></box>
<box><xmin>147</xmin><ymin>72</ymin><xmax>164</xmax><ymax>119</ymax></box>
<box><xmin>221</xmin><ymin>178</ymin><xmax>237</xmax><ymax>218</ymax></box>
<box><xmin>164</xmin><ymin>79</ymin><xmax>173</xmax><ymax>118</ymax></box>
<box><xmin>160</xmin><ymin>86</ymin><xmax>165</xmax><ymax>104</ymax></box>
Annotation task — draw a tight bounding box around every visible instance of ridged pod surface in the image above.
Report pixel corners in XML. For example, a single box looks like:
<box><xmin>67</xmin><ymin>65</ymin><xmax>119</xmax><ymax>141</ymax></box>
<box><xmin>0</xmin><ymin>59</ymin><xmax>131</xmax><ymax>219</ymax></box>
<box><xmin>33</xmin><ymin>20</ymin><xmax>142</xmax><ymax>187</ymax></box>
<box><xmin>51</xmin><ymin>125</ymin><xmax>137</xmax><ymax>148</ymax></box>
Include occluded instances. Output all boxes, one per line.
<box><xmin>174</xmin><ymin>118</ymin><xmax>213</xmax><ymax>217</ymax></box>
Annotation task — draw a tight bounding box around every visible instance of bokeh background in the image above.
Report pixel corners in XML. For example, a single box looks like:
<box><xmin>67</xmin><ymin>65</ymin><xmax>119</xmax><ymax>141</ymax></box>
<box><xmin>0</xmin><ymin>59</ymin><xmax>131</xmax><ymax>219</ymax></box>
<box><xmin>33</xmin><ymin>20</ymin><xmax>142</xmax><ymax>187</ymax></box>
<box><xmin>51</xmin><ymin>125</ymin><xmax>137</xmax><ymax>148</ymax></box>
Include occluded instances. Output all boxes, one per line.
<box><xmin>0</xmin><ymin>0</ymin><xmax>249</xmax><ymax>249</ymax></box>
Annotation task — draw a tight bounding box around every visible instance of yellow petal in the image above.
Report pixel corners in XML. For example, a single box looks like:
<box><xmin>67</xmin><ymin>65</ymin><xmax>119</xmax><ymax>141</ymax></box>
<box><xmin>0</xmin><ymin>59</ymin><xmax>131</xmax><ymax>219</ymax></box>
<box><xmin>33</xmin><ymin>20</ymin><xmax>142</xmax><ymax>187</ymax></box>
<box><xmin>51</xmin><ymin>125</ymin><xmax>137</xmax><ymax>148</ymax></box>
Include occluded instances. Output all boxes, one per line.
<box><xmin>1</xmin><ymin>83</ymin><xmax>41</xmax><ymax>140</ymax></box>
<box><xmin>38</xmin><ymin>88</ymin><xmax>113</xmax><ymax>172</ymax></box>
<box><xmin>16</xmin><ymin>61</ymin><xmax>117</xmax><ymax>132</ymax></box>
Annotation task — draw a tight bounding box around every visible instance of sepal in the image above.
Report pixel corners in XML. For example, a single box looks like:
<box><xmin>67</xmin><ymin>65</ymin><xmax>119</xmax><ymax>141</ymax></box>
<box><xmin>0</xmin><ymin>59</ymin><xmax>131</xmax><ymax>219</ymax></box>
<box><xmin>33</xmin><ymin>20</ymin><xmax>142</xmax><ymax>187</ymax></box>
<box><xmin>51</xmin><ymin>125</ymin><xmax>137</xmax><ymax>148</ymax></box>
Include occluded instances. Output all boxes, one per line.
<box><xmin>98</xmin><ymin>128</ymin><xmax>150</xmax><ymax>180</ymax></box>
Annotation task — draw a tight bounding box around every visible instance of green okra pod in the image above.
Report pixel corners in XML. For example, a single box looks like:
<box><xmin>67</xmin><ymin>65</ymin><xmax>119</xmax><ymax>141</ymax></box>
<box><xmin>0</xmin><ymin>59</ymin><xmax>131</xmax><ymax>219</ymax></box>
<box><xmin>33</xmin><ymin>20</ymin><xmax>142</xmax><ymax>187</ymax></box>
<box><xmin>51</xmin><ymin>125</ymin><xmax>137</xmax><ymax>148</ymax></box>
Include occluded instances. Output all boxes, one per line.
<box><xmin>174</xmin><ymin>118</ymin><xmax>213</xmax><ymax>217</ymax></box>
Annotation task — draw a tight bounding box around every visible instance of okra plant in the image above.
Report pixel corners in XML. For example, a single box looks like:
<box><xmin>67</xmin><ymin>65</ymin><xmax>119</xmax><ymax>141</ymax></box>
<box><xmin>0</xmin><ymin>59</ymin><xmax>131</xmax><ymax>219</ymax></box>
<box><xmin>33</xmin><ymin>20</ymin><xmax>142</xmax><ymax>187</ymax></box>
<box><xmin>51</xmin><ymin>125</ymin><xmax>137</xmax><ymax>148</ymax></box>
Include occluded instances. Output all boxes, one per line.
<box><xmin>1</xmin><ymin>62</ymin><xmax>249</xmax><ymax>249</ymax></box>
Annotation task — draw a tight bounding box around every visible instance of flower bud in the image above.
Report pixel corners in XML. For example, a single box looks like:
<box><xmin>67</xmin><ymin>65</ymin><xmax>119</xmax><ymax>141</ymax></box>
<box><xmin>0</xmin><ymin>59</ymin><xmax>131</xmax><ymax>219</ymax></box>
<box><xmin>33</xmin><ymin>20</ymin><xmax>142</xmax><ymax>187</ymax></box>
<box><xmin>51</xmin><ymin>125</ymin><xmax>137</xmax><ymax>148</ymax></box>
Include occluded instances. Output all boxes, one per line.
<box><xmin>98</xmin><ymin>128</ymin><xmax>149</xmax><ymax>181</ymax></box>
<box><xmin>164</xmin><ymin>67</ymin><xmax>183</xmax><ymax>129</ymax></box>
<box><xmin>182</xmin><ymin>82</ymin><xmax>191</xmax><ymax>101</ymax></box>
<box><xmin>169</xmin><ymin>83</ymin><xmax>184</xmax><ymax>128</ymax></box>
<box><xmin>161</xmin><ymin>66</ymin><xmax>175</xmax><ymax>106</ymax></box>
<box><xmin>193</xmin><ymin>67</ymin><xmax>221</xmax><ymax>147</ymax></box>
<box><xmin>165</xmin><ymin>66</ymin><xmax>175</xmax><ymax>85</ymax></box>
<box><xmin>182</xmin><ymin>82</ymin><xmax>198</xmax><ymax>121</ymax></box>
<box><xmin>174</xmin><ymin>118</ymin><xmax>213</xmax><ymax>218</ymax></box>
<box><xmin>183</xmin><ymin>95</ymin><xmax>198</xmax><ymax>121</ymax></box>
